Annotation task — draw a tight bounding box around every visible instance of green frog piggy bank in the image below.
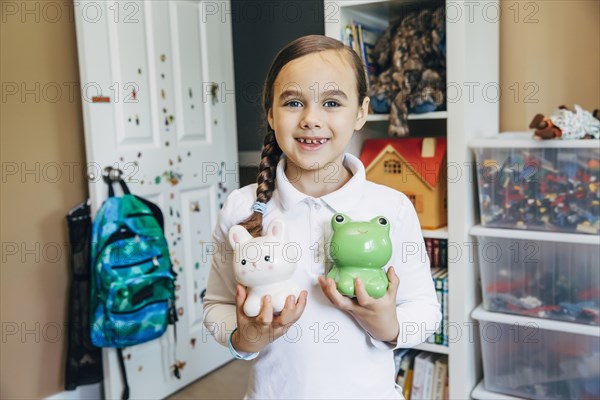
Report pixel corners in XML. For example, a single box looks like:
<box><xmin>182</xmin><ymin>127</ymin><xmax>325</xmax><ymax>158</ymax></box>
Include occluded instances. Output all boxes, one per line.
<box><xmin>326</xmin><ymin>213</ymin><xmax>392</xmax><ymax>298</ymax></box>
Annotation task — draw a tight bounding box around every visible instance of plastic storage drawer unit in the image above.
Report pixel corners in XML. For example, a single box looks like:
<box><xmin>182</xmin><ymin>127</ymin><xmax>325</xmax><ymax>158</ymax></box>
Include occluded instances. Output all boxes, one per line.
<box><xmin>470</xmin><ymin>226</ymin><xmax>600</xmax><ymax>326</ymax></box>
<box><xmin>472</xmin><ymin>306</ymin><xmax>600</xmax><ymax>400</ymax></box>
<box><xmin>470</xmin><ymin>133</ymin><xmax>600</xmax><ymax>235</ymax></box>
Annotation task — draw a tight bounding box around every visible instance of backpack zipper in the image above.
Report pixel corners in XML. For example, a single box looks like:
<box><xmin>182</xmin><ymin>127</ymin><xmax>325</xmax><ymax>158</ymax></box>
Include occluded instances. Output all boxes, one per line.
<box><xmin>112</xmin><ymin>254</ymin><xmax>163</xmax><ymax>270</ymax></box>
<box><xmin>97</xmin><ymin>225</ymin><xmax>161</xmax><ymax>258</ymax></box>
<box><xmin>110</xmin><ymin>299</ymin><xmax>169</xmax><ymax>315</ymax></box>
<box><xmin>108</xmin><ymin>274</ymin><xmax>175</xmax><ymax>314</ymax></box>
<box><xmin>98</xmin><ymin>226</ymin><xmax>136</xmax><ymax>256</ymax></box>
<box><xmin>125</xmin><ymin>212</ymin><xmax>153</xmax><ymax>218</ymax></box>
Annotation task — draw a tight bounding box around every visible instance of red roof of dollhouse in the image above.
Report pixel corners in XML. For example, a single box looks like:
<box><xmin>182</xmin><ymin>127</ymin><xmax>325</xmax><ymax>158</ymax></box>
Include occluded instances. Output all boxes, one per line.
<box><xmin>360</xmin><ymin>138</ymin><xmax>447</xmax><ymax>188</ymax></box>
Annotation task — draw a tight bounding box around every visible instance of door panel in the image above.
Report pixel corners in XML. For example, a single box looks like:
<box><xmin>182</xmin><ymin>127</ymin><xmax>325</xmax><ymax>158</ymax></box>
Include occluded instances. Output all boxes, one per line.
<box><xmin>74</xmin><ymin>1</ymin><xmax>238</xmax><ymax>398</ymax></box>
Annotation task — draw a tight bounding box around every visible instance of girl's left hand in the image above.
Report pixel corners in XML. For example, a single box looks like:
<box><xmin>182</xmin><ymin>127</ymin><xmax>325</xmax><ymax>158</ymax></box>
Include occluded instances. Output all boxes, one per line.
<box><xmin>318</xmin><ymin>267</ymin><xmax>400</xmax><ymax>344</ymax></box>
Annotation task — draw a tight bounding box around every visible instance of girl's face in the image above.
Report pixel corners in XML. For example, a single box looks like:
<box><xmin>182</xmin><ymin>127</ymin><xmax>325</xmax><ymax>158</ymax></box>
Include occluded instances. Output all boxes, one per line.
<box><xmin>267</xmin><ymin>50</ymin><xmax>369</xmax><ymax>175</ymax></box>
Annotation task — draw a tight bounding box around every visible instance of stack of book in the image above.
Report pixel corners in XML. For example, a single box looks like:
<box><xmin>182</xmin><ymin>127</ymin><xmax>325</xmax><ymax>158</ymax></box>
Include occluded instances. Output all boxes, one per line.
<box><xmin>395</xmin><ymin>350</ymin><xmax>449</xmax><ymax>400</ymax></box>
<box><xmin>426</xmin><ymin>267</ymin><xmax>448</xmax><ymax>346</ymax></box>
<box><xmin>342</xmin><ymin>20</ymin><xmax>383</xmax><ymax>80</ymax></box>
<box><xmin>425</xmin><ymin>238</ymin><xmax>447</xmax><ymax>269</ymax></box>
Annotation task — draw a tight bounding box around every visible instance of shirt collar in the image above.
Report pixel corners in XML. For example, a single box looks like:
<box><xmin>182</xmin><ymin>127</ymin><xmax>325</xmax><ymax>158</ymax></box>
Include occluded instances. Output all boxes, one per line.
<box><xmin>274</xmin><ymin>153</ymin><xmax>366</xmax><ymax>213</ymax></box>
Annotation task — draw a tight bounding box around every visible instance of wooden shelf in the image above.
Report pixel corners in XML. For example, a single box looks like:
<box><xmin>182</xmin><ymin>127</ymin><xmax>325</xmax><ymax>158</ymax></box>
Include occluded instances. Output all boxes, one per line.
<box><xmin>422</xmin><ymin>226</ymin><xmax>448</xmax><ymax>240</ymax></box>
<box><xmin>366</xmin><ymin>111</ymin><xmax>447</xmax><ymax>122</ymax></box>
<box><xmin>413</xmin><ymin>342</ymin><xmax>449</xmax><ymax>355</ymax></box>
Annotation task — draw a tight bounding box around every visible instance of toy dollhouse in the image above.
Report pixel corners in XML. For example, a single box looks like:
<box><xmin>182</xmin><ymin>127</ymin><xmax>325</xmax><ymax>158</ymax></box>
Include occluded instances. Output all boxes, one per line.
<box><xmin>360</xmin><ymin>137</ymin><xmax>448</xmax><ymax>229</ymax></box>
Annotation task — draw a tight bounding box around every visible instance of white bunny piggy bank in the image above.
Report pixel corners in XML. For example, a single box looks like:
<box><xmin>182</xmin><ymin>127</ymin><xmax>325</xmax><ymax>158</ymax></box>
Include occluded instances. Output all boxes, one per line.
<box><xmin>228</xmin><ymin>219</ymin><xmax>300</xmax><ymax>317</ymax></box>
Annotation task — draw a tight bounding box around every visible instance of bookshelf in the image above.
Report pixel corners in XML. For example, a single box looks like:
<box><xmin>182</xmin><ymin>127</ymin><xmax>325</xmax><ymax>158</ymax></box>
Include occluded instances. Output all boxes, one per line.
<box><xmin>325</xmin><ymin>1</ymin><xmax>500</xmax><ymax>399</ymax></box>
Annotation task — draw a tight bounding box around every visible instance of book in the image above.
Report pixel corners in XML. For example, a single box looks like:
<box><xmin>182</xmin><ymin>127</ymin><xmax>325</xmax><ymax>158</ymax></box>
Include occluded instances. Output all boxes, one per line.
<box><xmin>411</xmin><ymin>352</ymin><xmax>433</xmax><ymax>400</ymax></box>
<box><xmin>432</xmin><ymin>356</ymin><xmax>448</xmax><ymax>400</ymax></box>
<box><xmin>433</xmin><ymin>238</ymin><xmax>440</xmax><ymax>268</ymax></box>
<box><xmin>356</xmin><ymin>23</ymin><xmax>366</xmax><ymax>68</ymax></box>
<box><xmin>343</xmin><ymin>25</ymin><xmax>352</xmax><ymax>48</ymax></box>
<box><xmin>427</xmin><ymin>268</ymin><xmax>443</xmax><ymax>343</ymax></box>
<box><xmin>343</xmin><ymin>20</ymin><xmax>385</xmax><ymax>79</ymax></box>
<box><xmin>435</xmin><ymin>269</ymin><xmax>448</xmax><ymax>345</ymax></box>
<box><xmin>424</xmin><ymin>354</ymin><xmax>442</xmax><ymax>400</ymax></box>
<box><xmin>443</xmin><ymin>374</ymin><xmax>449</xmax><ymax>400</ymax></box>
<box><xmin>349</xmin><ymin>22</ymin><xmax>360</xmax><ymax>56</ymax></box>
<box><xmin>425</xmin><ymin>238</ymin><xmax>433</xmax><ymax>268</ymax></box>
<box><xmin>357</xmin><ymin>22</ymin><xmax>384</xmax><ymax>78</ymax></box>
<box><xmin>442</xmin><ymin>273</ymin><xmax>449</xmax><ymax>346</ymax></box>
<box><xmin>439</xmin><ymin>239</ymin><xmax>447</xmax><ymax>269</ymax></box>
<box><xmin>396</xmin><ymin>350</ymin><xmax>417</xmax><ymax>397</ymax></box>
<box><xmin>394</xmin><ymin>348</ymin><xmax>410</xmax><ymax>377</ymax></box>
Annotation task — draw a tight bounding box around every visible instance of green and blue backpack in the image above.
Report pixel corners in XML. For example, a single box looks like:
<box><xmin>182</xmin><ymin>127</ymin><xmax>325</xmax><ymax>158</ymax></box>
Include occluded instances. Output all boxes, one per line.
<box><xmin>90</xmin><ymin>173</ymin><xmax>178</xmax><ymax>398</ymax></box>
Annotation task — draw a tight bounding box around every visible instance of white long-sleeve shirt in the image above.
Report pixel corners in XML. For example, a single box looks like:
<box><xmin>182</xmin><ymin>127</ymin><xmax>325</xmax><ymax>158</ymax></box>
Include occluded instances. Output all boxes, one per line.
<box><xmin>203</xmin><ymin>153</ymin><xmax>442</xmax><ymax>400</ymax></box>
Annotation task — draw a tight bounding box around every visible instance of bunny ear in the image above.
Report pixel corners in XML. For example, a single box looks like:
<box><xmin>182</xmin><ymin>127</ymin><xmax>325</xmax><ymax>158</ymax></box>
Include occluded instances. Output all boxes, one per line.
<box><xmin>228</xmin><ymin>225</ymin><xmax>252</xmax><ymax>248</ymax></box>
<box><xmin>267</xmin><ymin>219</ymin><xmax>285</xmax><ymax>240</ymax></box>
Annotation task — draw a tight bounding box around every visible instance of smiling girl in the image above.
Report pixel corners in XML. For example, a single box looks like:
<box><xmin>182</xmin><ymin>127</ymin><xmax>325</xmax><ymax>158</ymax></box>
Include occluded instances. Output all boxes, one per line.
<box><xmin>203</xmin><ymin>35</ymin><xmax>441</xmax><ymax>399</ymax></box>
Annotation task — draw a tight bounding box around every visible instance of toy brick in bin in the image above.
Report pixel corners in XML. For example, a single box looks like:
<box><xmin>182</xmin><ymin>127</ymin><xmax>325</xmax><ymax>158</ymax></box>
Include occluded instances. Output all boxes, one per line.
<box><xmin>471</xmin><ymin>133</ymin><xmax>600</xmax><ymax>234</ymax></box>
<box><xmin>471</xmin><ymin>226</ymin><xmax>600</xmax><ymax>326</ymax></box>
<box><xmin>472</xmin><ymin>306</ymin><xmax>600</xmax><ymax>400</ymax></box>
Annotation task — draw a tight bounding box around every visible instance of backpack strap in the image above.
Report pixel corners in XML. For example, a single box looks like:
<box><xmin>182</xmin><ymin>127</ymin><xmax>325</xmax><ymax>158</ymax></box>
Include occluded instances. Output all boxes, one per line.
<box><xmin>103</xmin><ymin>167</ymin><xmax>131</xmax><ymax>197</ymax></box>
<box><xmin>169</xmin><ymin>299</ymin><xmax>181</xmax><ymax>380</ymax></box>
<box><xmin>134</xmin><ymin>195</ymin><xmax>165</xmax><ymax>231</ymax></box>
<box><xmin>107</xmin><ymin>179</ymin><xmax>131</xmax><ymax>197</ymax></box>
<box><xmin>116</xmin><ymin>348</ymin><xmax>130</xmax><ymax>400</ymax></box>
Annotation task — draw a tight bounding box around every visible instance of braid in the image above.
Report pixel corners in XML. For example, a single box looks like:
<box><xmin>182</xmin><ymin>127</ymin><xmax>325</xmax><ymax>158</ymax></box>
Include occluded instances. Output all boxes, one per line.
<box><xmin>240</xmin><ymin>127</ymin><xmax>282</xmax><ymax>237</ymax></box>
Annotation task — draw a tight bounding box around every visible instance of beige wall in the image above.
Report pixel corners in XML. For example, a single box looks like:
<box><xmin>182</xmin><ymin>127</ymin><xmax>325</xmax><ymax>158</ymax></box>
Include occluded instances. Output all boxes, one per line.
<box><xmin>1</xmin><ymin>1</ymin><xmax>88</xmax><ymax>398</ymax></box>
<box><xmin>0</xmin><ymin>1</ymin><xmax>599</xmax><ymax>398</ymax></box>
<box><xmin>500</xmin><ymin>0</ymin><xmax>600</xmax><ymax>131</ymax></box>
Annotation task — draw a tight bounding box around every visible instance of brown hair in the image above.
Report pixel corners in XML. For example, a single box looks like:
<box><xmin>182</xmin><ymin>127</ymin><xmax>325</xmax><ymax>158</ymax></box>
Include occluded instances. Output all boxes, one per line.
<box><xmin>240</xmin><ymin>34</ymin><xmax>368</xmax><ymax>237</ymax></box>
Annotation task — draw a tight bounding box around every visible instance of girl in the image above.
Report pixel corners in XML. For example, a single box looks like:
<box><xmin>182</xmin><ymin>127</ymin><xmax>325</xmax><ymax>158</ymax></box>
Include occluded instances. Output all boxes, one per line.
<box><xmin>203</xmin><ymin>35</ymin><xmax>441</xmax><ymax>399</ymax></box>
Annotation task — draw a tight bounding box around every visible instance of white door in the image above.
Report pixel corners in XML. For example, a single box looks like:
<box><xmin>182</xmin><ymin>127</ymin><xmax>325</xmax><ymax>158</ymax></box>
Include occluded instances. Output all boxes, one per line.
<box><xmin>74</xmin><ymin>1</ymin><xmax>237</xmax><ymax>398</ymax></box>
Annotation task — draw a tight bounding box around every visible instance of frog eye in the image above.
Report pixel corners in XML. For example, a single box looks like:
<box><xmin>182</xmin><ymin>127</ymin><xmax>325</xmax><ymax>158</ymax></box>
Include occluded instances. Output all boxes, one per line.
<box><xmin>378</xmin><ymin>217</ymin><xmax>388</xmax><ymax>226</ymax></box>
<box><xmin>241</xmin><ymin>259</ymin><xmax>246</xmax><ymax>265</ymax></box>
<box><xmin>335</xmin><ymin>214</ymin><xmax>345</xmax><ymax>223</ymax></box>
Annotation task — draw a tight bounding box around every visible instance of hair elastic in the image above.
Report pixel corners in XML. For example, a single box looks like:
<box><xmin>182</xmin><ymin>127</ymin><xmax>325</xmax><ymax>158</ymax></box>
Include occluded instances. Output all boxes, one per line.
<box><xmin>228</xmin><ymin>327</ymin><xmax>259</xmax><ymax>360</ymax></box>
<box><xmin>251</xmin><ymin>201</ymin><xmax>267</xmax><ymax>214</ymax></box>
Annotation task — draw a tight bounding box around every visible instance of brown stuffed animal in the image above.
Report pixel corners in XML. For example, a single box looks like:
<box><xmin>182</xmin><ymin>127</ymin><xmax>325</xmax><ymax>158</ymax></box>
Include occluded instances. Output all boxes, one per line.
<box><xmin>529</xmin><ymin>105</ymin><xmax>600</xmax><ymax>140</ymax></box>
<box><xmin>369</xmin><ymin>7</ymin><xmax>446</xmax><ymax>137</ymax></box>
<box><xmin>529</xmin><ymin>108</ymin><xmax>565</xmax><ymax>139</ymax></box>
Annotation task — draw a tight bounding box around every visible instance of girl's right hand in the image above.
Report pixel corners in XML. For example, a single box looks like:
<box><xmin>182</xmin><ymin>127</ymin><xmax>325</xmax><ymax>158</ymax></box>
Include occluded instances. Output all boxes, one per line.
<box><xmin>231</xmin><ymin>284</ymin><xmax>308</xmax><ymax>353</ymax></box>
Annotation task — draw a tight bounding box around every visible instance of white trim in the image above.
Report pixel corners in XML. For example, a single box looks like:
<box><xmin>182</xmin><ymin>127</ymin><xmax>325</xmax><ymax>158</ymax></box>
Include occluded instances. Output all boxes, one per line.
<box><xmin>413</xmin><ymin>342</ymin><xmax>449</xmax><ymax>355</ymax></box>
<box><xmin>470</xmin><ymin>225</ymin><xmax>600</xmax><ymax>245</ymax></box>
<box><xmin>471</xmin><ymin>305</ymin><xmax>600</xmax><ymax>337</ymax></box>
<box><xmin>422</xmin><ymin>226</ymin><xmax>448</xmax><ymax>240</ymax></box>
<box><xmin>471</xmin><ymin>380</ymin><xmax>525</xmax><ymax>400</ymax></box>
<box><xmin>365</xmin><ymin>114</ymin><xmax>390</xmax><ymax>122</ymax></box>
<box><xmin>366</xmin><ymin>111</ymin><xmax>447</xmax><ymax>122</ymax></box>
<box><xmin>470</xmin><ymin>132</ymin><xmax>600</xmax><ymax>149</ymax></box>
<box><xmin>408</xmin><ymin>111</ymin><xmax>447</xmax><ymax>120</ymax></box>
<box><xmin>45</xmin><ymin>383</ymin><xmax>102</xmax><ymax>400</ymax></box>
<box><xmin>335</xmin><ymin>0</ymin><xmax>389</xmax><ymax>7</ymax></box>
